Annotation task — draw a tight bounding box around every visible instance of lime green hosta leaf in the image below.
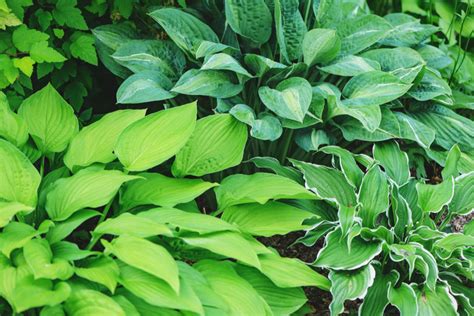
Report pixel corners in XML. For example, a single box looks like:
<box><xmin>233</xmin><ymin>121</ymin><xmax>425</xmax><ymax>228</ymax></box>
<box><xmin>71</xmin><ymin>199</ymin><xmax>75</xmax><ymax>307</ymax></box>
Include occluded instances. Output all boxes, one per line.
<box><xmin>119</xmin><ymin>264</ymin><xmax>203</xmax><ymax>315</ymax></box>
<box><xmin>358</xmin><ymin>165</ymin><xmax>390</xmax><ymax>227</ymax></box>
<box><xmin>18</xmin><ymin>83</ymin><xmax>78</xmax><ymax>153</ymax></box>
<box><xmin>215</xmin><ymin>172</ymin><xmax>315</xmax><ymax>209</ymax></box>
<box><xmin>450</xmin><ymin>172</ymin><xmax>474</xmax><ymax>215</ymax></box>
<box><xmin>0</xmin><ymin>139</ymin><xmax>41</xmax><ymax>207</ymax></box>
<box><xmin>51</xmin><ymin>241</ymin><xmax>96</xmax><ymax>262</ymax></box>
<box><xmin>319</xmin><ymin>146</ymin><xmax>364</xmax><ymax>188</ymax></box>
<box><xmin>64</xmin><ymin>289</ymin><xmax>125</xmax><ymax>316</ymax></box>
<box><xmin>221</xmin><ymin>201</ymin><xmax>315</xmax><ymax>236</ymax></box>
<box><xmin>388</xmin><ymin>283</ymin><xmax>418</xmax><ymax>316</ymax></box>
<box><xmin>416</xmin><ymin>177</ymin><xmax>454</xmax><ymax>213</ymax></box>
<box><xmin>224</xmin><ymin>0</ymin><xmax>272</xmax><ymax>44</ymax></box>
<box><xmin>329</xmin><ymin>264</ymin><xmax>376</xmax><ymax>315</ymax></box>
<box><xmin>291</xmin><ymin>160</ymin><xmax>357</xmax><ymax>207</ymax></box>
<box><xmin>172</xmin><ymin>114</ymin><xmax>247</xmax><ymax>177</ymax></box>
<box><xmin>373</xmin><ymin>140</ymin><xmax>410</xmax><ymax>186</ymax></box>
<box><xmin>121</xmin><ymin>173</ymin><xmax>217</xmax><ymax>210</ymax></box>
<box><xmin>172</xmin><ymin>69</ymin><xmax>243</xmax><ymax>98</ymax></box>
<box><xmin>64</xmin><ymin>109</ymin><xmax>146</xmax><ymax>171</ymax></box>
<box><xmin>274</xmin><ymin>0</ymin><xmax>306</xmax><ymax>62</ymax></box>
<box><xmin>0</xmin><ymin>92</ymin><xmax>28</xmax><ymax>146</ymax></box>
<box><xmin>314</xmin><ymin>228</ymin><xmax>382</xmax><ymax>270</ymax></box>
<box><xmin>46</xmin><ymin>209</ymin><xmax>100</xmax><ymax>244</ymax></box>
<box><xmin>45</xmin><ymin>168</ymin><xmax>139</xmax><ymax>221</ymax></box>
<box><xmin>201</xmin><ymin>53</ymin><xmax>253</xmax><ymax>77</ymax></box>
<box><xmin>115</xmin><ymin>290</ymin><xmax>181</xmax><ymax>316</ymax></box>
<box><xmin>259</xmin><ymin>77</ymin><xmax>312</xmax><ymax>123</ymax></box>
<box><xmin>115</xmin><ymin>102</ymin><xmax>196</xmax><ymax>172</ymax></box>
<box><xmin>116</xmin><ymin>71</ymin><xmax>176</xmax><ymax>104</ymax></box>
<box><xmin>94</xmin><ymin>212</ymin><xmax>172</xmax><ymax>238</ymax></box>
<box><xmin>75</xmin><ymin>256</ymin><xmax>119</xmax><ymax>293</ymax></box>
<box><xmin>414</xmin><ymin>285</ymin><xmax>458</xmax><ymax>316</ymax></box>
<box><xmin>433</xmin><ymin>233</ymin><xmax>474</xmax><ymax>260</ymax></box>
<box><xmin>149</xmin><ymin>8</ymin><xmax>218</xmax><ymax>55</ymax></box>
<box><xmin>259</xmin><ymin>253</ymin><xmax>330</xmax><ymax>290</ymax></box>
<box><xmin>194</xmin><ymin>260</ymin><xmax>269</xmax><ymax>315</ymax></box>
<box><xmin>0</xmin><ymin>201</ymin><xmax>34</xmax><ymax>228</ymax></box>
<box><xmin>302</xmin><ymin>29</ymin><xmax>340</xmax><ymax>66</ymax></box>
<box><xmin>103</xmin><ymin>235</ymin><xmax>179</xmax><ymax>293</ymax></box>
<box><xmin>319</xmin><ymin>55</ymin><xmax>381</xmax><ymax>77</ymax></box>
<box><xmin>0</xmin><ymin>222</ymin><xmax>41</xmax><ymax>257</ymax></box>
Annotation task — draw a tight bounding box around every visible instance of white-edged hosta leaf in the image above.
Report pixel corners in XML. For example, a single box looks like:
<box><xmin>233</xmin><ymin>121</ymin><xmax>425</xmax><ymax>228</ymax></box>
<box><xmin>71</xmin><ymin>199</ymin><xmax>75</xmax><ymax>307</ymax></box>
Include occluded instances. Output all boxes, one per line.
<box><xmin>274</xmin><ymin>0</ymin><xmax>306</xmax><ymax>62</ymax></box>
<box><xmin>259</xmin><ymin>77</ymin><xmax>312</xmax><ymax>122</ymax></box>
<box><xmin>121</xmin><ymin>172</ymin><xmax>218</xmax><ymax>210</ymax></box>
<box><xmin>18</xmin><ymin>83</ymin><xmax>78</xmax><ymax>153</ymax></box>
<box><xmin>45</xmin><ymin>168</ymin><xmax>139</xmax><ymax>221</ymax></box>
<box><xmin>413</xmin><ymin>284</ymin><xmax>458</xmax><ymax>316</ymax></box>
<box><xmin>172</xmin><ymin>69</ymin><xmax>243</xmax><ymax>98</ymax></box>
<box><xmin>319</xmin><ymin>146</ymin><xmax>364</xmax><ymax>188</ymax></box>
<box><xmin>116</xmin><ymin>71</ymin><xmax>176</xmax><ymax>104</ymax></box>
<box><xmin>329</xmin><ymin>264</ymin><xmax>376</xmax><ymax>316</ymax></box>
<box><xmin>395</xmin><ymin>112</ymin><xmax>435</xmax><ymax>149</ymax></box>
<box><xmin>221</xmin><ymin>201</ymin><xmax>315</xmax><ymax>236</ymax></box>
<box><xmin>0</xmin><ymin>139</ymin><xmax>41</xmax><ymax>207</ymax></box>
<box><xmin>441</xmin><ymin>144</ymin><xmax>461</xmax><ymax>180</ymax></box>
<box><xmin>450</xmin><ymin>172</ymin><xmax>474</xmax><ymax>215</ymax></box>
<box><xmin>0</xmin><ymin>201</ymin><xmax>34</xmax><ymax>228</ymax></box>
<box><xmin>64</xmin><ymin>289</ymin><xmax>125</xmax><ymax>316</ymax></box>
<box><xmin>201</xmin><ymin>53</ymin><xmax>252</xmax><ymax>77</ymax></box>
<box><xmin>302</xmin><ymin>28</ymin><xmax>340</xmax><ymax>66</ymax></box>
<box><xmin>387</xmin><ymin>283</ymin><xmax>418</xmax><ymax>316</ymax></box>
<box><xmin>416</xmin><ymin>177</ymin><xmax>455</xmax><ymax>213</ymax></box>
<box><xmin>64</xmin><ymin>109</ymin><xmax>146</xmax><ymax>171</ymax></box>
<box><xmin>103</xmin><ymin>235</ymin><xmax>179</xmax><ymax>293</ymax></box>
<box><xmin>172</xmin><ymin>114</ymin><xmax>247</xmax><ymax>177</ymax></box>
<box><xmin>0</xmin><ymin>91</ymin><xmax>28</xmax><ymax>146</ymax></box>
<box><xmin>373</xmin><ymin>140</ymin><xmax>410</xmax><ymax>186</ymax></box>
<box><xmin>391</xmin><ymin>186</ymin><xmax>412</xmax><ymax>240</ymax></box>
<box><xmin>338</xmin><ymin>205</ymin><xmax>356</xmax><ymax>239</ymax></box>
<box><xmin>319</xmin><ymin>55</ymin><xmax>381</xmax><ymax>77</ymax></box>
<box><xmin>358</xmin><ymin>165</ymin><xmax>390</xmax><ymax>227</ymax></box>
<box><xmin>115</xmin><ymin>102</ymin><xmax>196</xmax><ymax>172</ymax></box>
<box><xmin>94</xmin><ymin>212</ymin><xmax>172</xmax><ymax>238</ymax></box>
<box><xmin>433</xmin><ymin>233</ymin><xmax>474</xmax><ymax>260</ymax></box>
<box><xmin>215</xmin><ymin>172</ymin><xmax>315</xmax><ymax>209</ymax></box>
<box><xmin>75</xmin><ymin>256</ymin><xmax>119</xmax><ymax>293</ymax></box>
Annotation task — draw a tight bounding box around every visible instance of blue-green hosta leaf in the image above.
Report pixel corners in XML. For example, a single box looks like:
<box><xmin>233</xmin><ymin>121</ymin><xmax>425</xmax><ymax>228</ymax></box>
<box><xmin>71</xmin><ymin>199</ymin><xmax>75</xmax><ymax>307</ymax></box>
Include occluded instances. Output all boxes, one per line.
<box><xmin>121</xmin><ymin>173</ymin><xmax>217</xmax><ymax>210</ymax></box>
<box><xmin>433</xmin><ymin>233</ymin><xmax>474</xmax><ymax>260</ymax></box>
<box><xmin>115</xmin><ymin>102</ymin><xmax>196</xmax><ymax>172</ymax></box>
<box><xmin>172</xmin><ymin>69</ymin><xmax>243</xmax><ymax>98</ymax></box>
<box><xmin>172</xmin><ymin>114</ymin><xmax>247</xmax><ymax>177</ymax></box>
<box><xmin>45</xmin><ymin>168</ymin><xmax>139</xmax><ymax>221</ymax></box>
<box><xmin>336</xmin><ymin>14</ymin><xmax>392</xmax><ymax>55</ymax></box>
<box><xmin>104</xmin><ymin>235</ymin><xmax>179</xmax><ymax>293</ymax></box>
<box><xmin>250</xmin><ymin>113</ymin><xmax>283</xmax><ymax>141</ymax></box>
<box><xmin>244</xmin><ymin>54</ymin><xmax>286</xmax><ymax>77</ymax></box>
<box><xmin>313</xmin><ymin>0</ymin><xmax>343</xmax><ymax>29</ymax></box>
<box><xmin>358</xmin><ymin>165</ymin><xmax>390</xmax><ymax>227</ymax></box>
<box><xmin>65</xmin><ymin>289</ymin><xmax>125</xmax><ymax>316</ymax></box>
<box><xmin>319</xmin><ymin>146</ymin><xmax>364</xmax><ymax>188</ymax></box>
<box><xmin>373</xmin><ymin>140</ymin><xmax>410</xmax><ymax>186</ymax></box>
<box><xmin>408</xmin><ymin>68</ymin><xmax>452</xmax><ymax>102</ymax></box>
<box><xmin>259</xmin><ymin>253</ymin><xmax>330</xmax><ymax>290</ymax></box>
<box><xmin>413</xmin><ymin>284</ymin><xmax>458</xmax><ymax>316</ymax></box>
<box><xmin>381</xmin><ymin>13</ymin><xmax>438</xmax><ymax>47</ymax></box>
<box><xmin>116</xmin><ymin>71</ymin><xmax>176</xmax><ymax>104</ymax></box>
<box><xmin>274</xmin><ymin>0</ymin><xmax>306</xmax><ymax>62</ymax></box>
<box><xmin>75</xmin><ymin>256</ymin><xmax>119</xmax><ymax>294</ymax></box>
<box><xmin>394</xmin><ymin>112</ymin><xmax>435</xmax><ymax>148</ymax></box>
<box><xmin>229</xmin><ymin>103</ymin><xmax>255</xmax><ymax>125</ymax></box>
<box><xmin>215</xmin><ymin>172</ymin><xmax>315</xmax><ymax>209</ymax></box>
<box><xmin>450</xmin><ymin>172</ymin><xmax>474</xmax><ymax>215</ymax></box>
<box><xmin>319</xmin><ymin>55</ymin><xmax>381</xmax><ymax>77</ymax></box>
<box><xmin>64</xmin><ymin>109</ymin><xmax>146</xmax><ymax>171</ymax></box>
<box><xmin>329</xmin><ymin>264</ymin><xmax>376</xmax><ymax>315</ymax></box>
<box><xmin>149</xmin><ymin>8</ymin><xmax>218</xmax><ymax>55</ymax></box>
<box><xmin>259</xmin><ymin>77</ymin><xmax>312</xmax><ymax>122</ymax></box>
<box><xmin>452</xmin><ymin>89</ymin><xmax>474</xmax><ymax>110</ymax></box>
<box><xmin>416</xmin><ymin>177</ymin><xmax>455</xmax><ymax>213</ymax></box>
<box><xmin>295</xmin><ymin>129</ymin><xmax>331</xmax><ymax>152</ymax></box>
<box><xmin>0</xmin><ymin>139</ymin><xmax>41</xmax><ymax>207</ymax></box>
<box><xmin>291</xmin><ymin>160</ymin><xmax>357</xmax><ymax>207</ymax></box>
<box><xmin>224</xmin><ymin>0</ymin><xmax>272</xmax><ymax>44</ymax></box>
<box><xmin>313</xmin><ymin>228</ymin><xmax>383</xmax><ymax>270</ymax></box>
<box><xmin>194</xmin><ymin>260</ymin><xmax>269</xmax><ymax>315</ymax></box>
<box><xmin>0</xmin><ymin>92</ymin><xmax>28</xmax><ymax>146</ymax></box>
<box><xmin>18</xmin><ymin>83</ymin><xmax>78</xmax><ymax>153</ymax></box>
<box><xmin>359</xmin><ymin>265</ymin><xmax>399</xmax><ymax>316</ymax></box>
<box><xmin>0</xmin><ymin>202</ymin><xmax>34</xmax><ymax>228</ymax></box>
<box><xmin>417</xmin><ymin>45</ymin><xmax>452</xmax><ymax>70</ymax></box>
<box><xmin>94</xmin><ymin>212</ymin><xmax>172</xmax><ymax>238</ymax></box>
<box><xmin>221</xmin><ymin>201</ymin><xmax>315</xmax><ymax>236</ymax></box>
<box><xmin>201</xmin><ymin>53</ymin><xmax>252</xmax><ymax>77</ymax></box>
<box><xmin>387</xmin><ymin>283</ymin><xmax>418</xmax><ymax>316</ymax></box>
<box><xmin>195</xmin><ymin>41</ymin><xmax>239</xmax><ymax>59</ymax></box>
<box><xmin>302</xmin><ymin>28</ymin><xmax>340</xmax><ymax>66</ymax></box>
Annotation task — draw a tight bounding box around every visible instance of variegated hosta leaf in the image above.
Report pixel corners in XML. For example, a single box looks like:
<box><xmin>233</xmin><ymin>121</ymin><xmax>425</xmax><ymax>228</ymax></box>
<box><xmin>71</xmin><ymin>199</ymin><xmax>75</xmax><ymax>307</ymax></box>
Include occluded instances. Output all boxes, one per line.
<box><xmin>358</xmin><ymin>165</ymin><xmax>390</xmax><ymax>227</ymax></box>
<box><xmin>450</xmin><ymin>172</ymin><xmax>474</xmax><ymax>215</ymax></box>
<box><xmin>116</xmin><ymin>71</ymin><xmax>176</xmax><ymax>104</ymax></box>
<box><xmin>302</xmin><ymin>28</ymin><xmax>340</xmax><ymax>66</ymax></box>
<box><xmin>319</xmin><ymin>55</ymin><xmax>381</xmax><ymax>77</ymax></box>
<box><xmin>373</xmin><ymin>140</ymin><xmax>410</xmax><ymax>186</ymax></box>
<box><xmin>274</xmin><ymin>0</ymin><xmax>306</xmax><ymax>63</ymax></box>
<box><xmin>416</xmin><ymin>177</ymin><xmax>455</xmax><ymax>213</ymax></box>
<box><xmin>433</xmin><ymin>233</ymin><xmax>474</xmax><ymax>260</ymax></box>
<box><xmin>381</xmin><ymin>13</ymin><xmax>438</xmax><ymax>47</ymax></box>
<box><xmin>387</xmin><ymin>283</ymin><xmax>418</xmax><ymax>316</ymax></box>
<box><xmin>319</xmin><ymin>146</ymin><xmax>364</xmax><ymax>188</ymax></box>
<box><xmin>201</xmin><ymin>53</ymin><xmax>253</xmax><ymax>77</ymax></box>
<box><xmin>413</xmin><ymin>284</ymin><xmax>458</xmax><ymax>316</ymax></box>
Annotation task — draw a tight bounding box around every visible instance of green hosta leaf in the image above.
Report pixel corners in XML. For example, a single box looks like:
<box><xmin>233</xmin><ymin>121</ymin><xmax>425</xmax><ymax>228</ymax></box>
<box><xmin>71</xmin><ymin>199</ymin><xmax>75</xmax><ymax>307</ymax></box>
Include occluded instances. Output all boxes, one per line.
<box><xmin>244</xmin><ymin>54</ymin><xmax>286</xmax><ymax>77</ymax></box>
<box><xmin>0</xmin><ymin>139</ymin><xmax>41</xmax><ymax>207</ymax></box>
<box><xmin>391</xmin><ymin>186</ymin><xmax>412</xmax><ymax>240</ymax></box>
<box><xmin>416</xmin><ymin>177</ymin><xmax>454</xmax><ymax>213</ymax></box>
<box><xmin>373</xmin><ymin>141</ymin><xmax>410</xmax><ymax>186</ymax></box>
<box><xmin>12</xmin><ymin>25</ymin><xmax>48</xmax><ymax>52</ymax></box>
<box><xmin>29</xmin><ymin>41</ymin><xmax>67</xmax><ymax>63</ymax></box>
<box><xmin>302</xmin><ymin>29</ymin><xmax>340</xmax><ymax>66</ymax></box>
<box><xmin>314</xmin><ymin>228</ymin><xmax>383</xmax><ymax>270</ymax></box>
<box><xmin>116</xmin><ymin>71</ymin><xmax>176</xmax><ymax>104</ymax></box>
<box><xmin>195</xmin><ymin>41</ymin><xmax>239</xmax><ymax>59</ymax></box>
<box><xmin>408</xmin><ymin>68</ymin><xmax>452</xmax><ymax>102</ymax></box>
<box><xmin>46</xmin><ymin>210</ymin><xmax>99</xmax><ymax>244</ymax></box>
<box><xmin>70</xmin><ymin>33</ymin><xmax>98</xmax><ymax>65</ymax></box>
<box><xmin>433</xmin><ymin>233</ymin><xmax>474</xmax><ymax>260</ymax></box>
<box><xmin>103</xmin><ymin>235</ymin><xmax>179</xmax><ymax>293</ymax></box>
<box><xmin>295</xmin><ymin>128</ymin><xmax>331</xmax><ymax>152</ymax></box>
<box><xmin>414</xmin><ymin>285</ymin><xmax>458</xmax><ymax>316</ymax></box>
<box><xmin>75</xmin><ymin>256</ymin><xmax>119</xmax><ymax>294</ymax></box>
<box><xmin>274</xmin><ymin>0</ymin><xmax>306</xmax><ymax>62</ymax></box>
<box><xmin>338</xmin><ymin>205</ymin><xmax>356</xmax><ymax>239</ymax></box>
<box><xmin>94</xmin><ymin>212</ymin><xmax>171</xmax><ymax>238</ymax></box>
<box><xmin>319</xmin><ymin>55</ymin><xmax>381</xmax><ymax>77</ymax></box>
<box><xmin>329</xmin><ymin>264</ymin><xmax>375</xmax><ymax>315</ymax></box>
<box><xmin>313</xmin><ymin>0</ymin><xmax>343</xmax><ymax>28</ymax></box>
<box><xmin>115</xmin><ymin>102</ymin><xmax>196</xmax><ymax>172</ymax></box>
<box><xmin>149</xmin><ymin>8</ymin><xmax>218</xmax><ymax>55</ymax></box>
<box><xmin>319</xmin><ymin>146</ymin><xmax>364</xmax><ymax>188</ymax></box>
<box><xmin>450</xmin><ymin>172</ymin><xmax>474</xmax><ymax>215</ymax></box>
<box><xmin>259</xmin><ymin>77</ymin><xmax>312</xmax><ymax>122</ymax></box>
<box><xmin>201</xmin><ymin>53</ymin><xmax>253</xmax><ymax>77</ymax></box>
<box><xmin>381</xmin><ymin>13</ymin><xmax>438</xmax><ymax>47</ymax></box>
<box><xmin>172</xmin><ymin>114</ymin><xmax>247</xmax><ymax>177</ymax></box>
<box><xmin>291</xmin><ymin>160</ymin><xmax>357</xmax><ymax>207</ymax></box>
<box><xmin>249</xmin><ymin>156</ymin><xmax>302</xmax><ymax>183</ymax></box>
<box><xmin>259</xmin><ymin>253</ymin><xmax>330</xmax><ymax>290</ymax></box>
<box><xmin>45</xmin><ymin>168</ymin><xmax>139</xmax><ymax>221</ymax></box>
<box><xmin>215</xmin><ymin>172</ymin><xmax>315</xmax><ymax>209</ymax></box>
<box><xmin>224</xmin><ymin>0</ymin><xmax>272</xmax><ymax>44</ymax></box>
<box><xmin>221</xmin><ymin>201</ymin><xmax>315</xmax><ymax>236</ymax></box>
<box><xmin>172</xmin><ymin>69</ymin><xmax>243</xmax><ymax>98</ymax></box>
<box><xmin>64</xmin><ymin>109</ymin><xmax>146</xmax><ymax>171</ymax></box>
<box><xmin>388</xmin><ymin>283</ymin><xmax>418</xmax><ymax>316</ymax></box>
<box><xmin>64</xmin><ymin>289</ymin><xmax>125</xmax><ymax>315</ymax></box>
<box><xmin>358</xmin><ymin>165</ymin><xmax>390</xmax><ymax>227</ymax></box>
<box><xmin>0</xmin><ymin>201</ymin><xmax>33</xmax><ymax>228</ymax></box>
<box><xmin>441</xmin><ymin>144</ymin><xmax>461</xmax><ymax>180</ymax></box>
<box><xmin>121</xmin><ymin>173</ymin><xmax>217</xmax><ymax>210</ymax></box>
<box><xmin>52</xmin><ymin>0</ymin><xmax>88</xmax><ymax>30</ymax></box>
<box><xmin>0</xmin><ymin>222</ymin><xmax>43</xmax><ymax>257</ymax></box>
<box><xmin>18</xmin><ymin>83</ymin><xmax>78</xmax><ymax>153</ymax></box>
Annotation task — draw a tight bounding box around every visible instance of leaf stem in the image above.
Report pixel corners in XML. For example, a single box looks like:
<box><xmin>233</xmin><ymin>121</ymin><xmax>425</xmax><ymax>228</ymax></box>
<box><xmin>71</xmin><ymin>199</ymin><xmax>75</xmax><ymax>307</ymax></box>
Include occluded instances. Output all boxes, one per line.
<box><xmin>86</xmin><ymin>198</ymin><xmax>114</xmax><ymax>250</ymax></box>
<box><xmin>279</xmin><ymin>129</ymin><xmax>294</xmax><ymax>164</ymax></box>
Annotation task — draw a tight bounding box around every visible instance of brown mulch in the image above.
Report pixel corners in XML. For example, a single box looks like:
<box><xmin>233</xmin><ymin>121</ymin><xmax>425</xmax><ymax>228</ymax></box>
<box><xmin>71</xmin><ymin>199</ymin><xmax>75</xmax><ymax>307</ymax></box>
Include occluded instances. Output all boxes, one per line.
<box><xmin>451</xmin><ymin>213</ymin><xmax>474</xmax><ymax>233</ymax></box>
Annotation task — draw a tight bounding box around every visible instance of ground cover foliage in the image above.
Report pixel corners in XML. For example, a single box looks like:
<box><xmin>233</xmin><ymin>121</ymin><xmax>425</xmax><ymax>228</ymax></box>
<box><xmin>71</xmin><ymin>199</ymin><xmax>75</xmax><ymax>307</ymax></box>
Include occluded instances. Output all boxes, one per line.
<box><xmin>0</xmin><ymin>0</ymin><xmax>473</xmax><ymax>315</ymax></box>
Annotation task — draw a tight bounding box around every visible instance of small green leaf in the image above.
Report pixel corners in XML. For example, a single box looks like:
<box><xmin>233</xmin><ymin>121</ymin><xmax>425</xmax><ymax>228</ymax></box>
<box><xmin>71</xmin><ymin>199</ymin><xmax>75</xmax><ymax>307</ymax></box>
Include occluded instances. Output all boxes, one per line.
<box><xmin>29</xmin><ymin>41</ymin><xmax>66</xmax><ymax>63</ymax></box>
<box><xmin>0</xmin><ymin>201</ymin><xmax>34</xmax><ymax>228</ymax></box>
<box><xmin>302</xmin><ymin>29</ymin><xmax>340</xmax><ymax>66</ymax></box>
<box><xmin>13</xmin><ymin>56</ymin><xmax>35</xmax><ymax>77</ymax></box>
<box><xmin>450</xmin><ymin>172</ymin><xmax>474</xmax><ymax>215</ymax></box>
<box><xmin>52</xmin><ymin>0</ymin><xmax>88</xmax><ymax>30</ymax></box>
<box><xmin>12</xmin><ymin>25</ymin><xmax>49</xmax><ymax>52</ymax></box>
<box><xmin>70</xmin><ymin>33</ymin><xmax>98</xmax><ymax>65</ymax></box>
<box><xmin>441</xmin><ymin>144</ymin><xmax>461</xmax><ymax>180</ymax></box>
